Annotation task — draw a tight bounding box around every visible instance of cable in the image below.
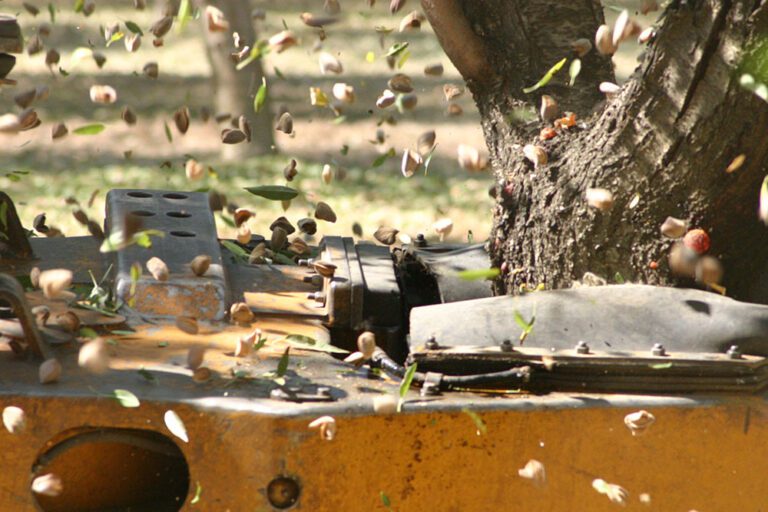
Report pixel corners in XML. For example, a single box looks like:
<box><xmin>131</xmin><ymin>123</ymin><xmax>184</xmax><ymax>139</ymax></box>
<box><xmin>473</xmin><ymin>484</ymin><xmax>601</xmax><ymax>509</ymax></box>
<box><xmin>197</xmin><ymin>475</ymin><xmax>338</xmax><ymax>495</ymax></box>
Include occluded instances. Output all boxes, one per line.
<box><xmin>370</xmin><ymin>349</ymin><xmax>532</xmax><ymax>390</ymax></box>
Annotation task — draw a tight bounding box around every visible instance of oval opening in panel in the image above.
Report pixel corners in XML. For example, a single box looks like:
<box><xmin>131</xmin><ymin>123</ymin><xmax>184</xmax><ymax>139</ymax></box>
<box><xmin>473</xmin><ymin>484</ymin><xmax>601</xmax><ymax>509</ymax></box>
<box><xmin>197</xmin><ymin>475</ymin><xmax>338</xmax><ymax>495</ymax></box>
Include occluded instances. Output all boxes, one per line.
<box><xmin>32</xmin><ymin>427</ymin><xmax>189</xmax><ymax>512</ymax></box>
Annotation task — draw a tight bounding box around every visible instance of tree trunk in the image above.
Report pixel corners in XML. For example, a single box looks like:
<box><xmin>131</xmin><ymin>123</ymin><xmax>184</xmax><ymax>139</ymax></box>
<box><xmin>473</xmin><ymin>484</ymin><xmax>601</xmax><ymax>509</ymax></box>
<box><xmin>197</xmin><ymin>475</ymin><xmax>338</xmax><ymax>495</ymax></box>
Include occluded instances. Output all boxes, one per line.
<box><xmin>423</xmin><ymin>0</ymin><xmax>768</xmax><ymax>302</ymax></box>
<box><xmin>201</xmin><ymin>0</ymin><xmax>274</xmax><ymax>160</ymax></box>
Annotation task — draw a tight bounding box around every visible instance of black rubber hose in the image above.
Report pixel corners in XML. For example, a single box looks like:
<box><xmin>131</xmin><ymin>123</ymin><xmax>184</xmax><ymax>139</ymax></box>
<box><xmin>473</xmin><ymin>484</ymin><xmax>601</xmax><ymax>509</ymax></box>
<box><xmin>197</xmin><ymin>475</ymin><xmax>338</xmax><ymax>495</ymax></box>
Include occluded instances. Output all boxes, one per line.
<box><xmin>370</xmin><ymin>350</ymin><xmax>532</xmax><ymax>390</ymax></box>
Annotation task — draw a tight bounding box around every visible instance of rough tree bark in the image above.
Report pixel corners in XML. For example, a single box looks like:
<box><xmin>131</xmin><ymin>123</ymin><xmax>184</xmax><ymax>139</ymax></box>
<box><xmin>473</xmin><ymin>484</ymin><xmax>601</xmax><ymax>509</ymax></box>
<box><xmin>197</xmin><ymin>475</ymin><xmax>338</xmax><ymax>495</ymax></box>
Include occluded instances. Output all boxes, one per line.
<box><xmin>200</xmin><ymin>0</ymin><xmax>274</xmax><ymax>160</ymax></box>
<box><xmin>423</xmin><ymin>0</ymin><xmax>768</xmax><ymax>302</ymax></box>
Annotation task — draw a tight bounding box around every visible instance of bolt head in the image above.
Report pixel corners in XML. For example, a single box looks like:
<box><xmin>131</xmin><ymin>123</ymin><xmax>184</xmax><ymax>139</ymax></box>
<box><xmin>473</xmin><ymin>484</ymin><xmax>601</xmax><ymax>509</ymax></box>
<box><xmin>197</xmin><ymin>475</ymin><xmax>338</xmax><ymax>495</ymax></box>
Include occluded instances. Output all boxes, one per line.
<box><xmin>726</xmin><ymin>345</ymin><xmax>742</xmax><ymax>359</ymax></box>
<box><xmin>651</xmin><ymin>343</ymin><xmax>666</xmax><ymax>356</ymax></box>
<box><xmin>575</xmin><ymin>341</ymin><xmax>589</xmax><ymax>354</ymax></box>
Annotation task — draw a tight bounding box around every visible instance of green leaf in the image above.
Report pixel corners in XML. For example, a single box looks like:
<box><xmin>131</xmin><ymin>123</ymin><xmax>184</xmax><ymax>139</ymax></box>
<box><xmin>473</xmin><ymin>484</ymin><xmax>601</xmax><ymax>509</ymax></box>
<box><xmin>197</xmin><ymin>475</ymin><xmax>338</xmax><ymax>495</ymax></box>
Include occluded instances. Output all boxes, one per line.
<box><xmin>191</xmin><ymin>482</ymin><xmax>202</xmax><ymax>505</ymax></box>
<box><xmin>99</xmin><ymin>229</ymin><xmax>164</xmax><ymax>253</ymax></box>
<box><xmin>399</xmin><ymin>363</ymin><xmax>417</xmax><ymax>400</ymax></box>
<box><xmin>124</xmin><ymin>20</ymin><xmax>143</xmax><ymax>35</ymax></box>
<box><xmin>568</xmin><ymin>58</ymin><xmax>582</xmax><ymax>87</ymax></box>
<box><xmin>78</xmin><ymin>327</ymin><xmax>99</xmax><ymax>338</ymax></box>
<box><xmin>244</xmin><ymin>185</ymin><xmax>299</xmax><ymax>201</ymax></box>
<box><xmin>285</xmin><ymin>334</ymin><xmax>349</xmax><ymax>354</ymax></box>
<box><xmin>513</xmin><ymin>309</ymin><xmax>535</xmax><ymax>344</ymax></box>
<box><xmin>73</xmin><ymin>0</ymin><xmax>84</xmax><ymax>13</ymax></box>
<box><xmin>221</xmin><ymin>240</ymin><xmax>249</xmax><ymax>260</ymax></box>
<box><xmin>48</xmin><ymin>3</ymin><xmax>56</xmax><ymax>23</ymax></box>
<box><xmin>457</xmin><ymin>268</ymin><xmax>500</xmax><ymax>281</ymax></box>
<box><xmin>649</xmin><ymin>362</ymin><xmax>673</xmax><ymax>370</ymax></box>
<box><xmin>73</xmin><ymin>123</ymin><xmax>105</xmax><ymax>135</ymax></box>
<box><xmin>396</xmin><ymin>49</ymin><xmax>411</xmax><ymax>69</ymax></box>
<box><xmin>157</xmin><ymin>341</ymin><xmax>169</xmax><ymax>348</ymax></box>
<box><xmin>138</xmin><ymin>367</ymin><xmax>157</xmax><ymax>383</ymax></box>
<box><xmin>177</xmin><ymin>0</ymin><xmax>192</xmax><ymax>30</ymax></box>
<box><xmin>380</xmin><ymin>491</ymin><xmax>392</xmax><ymax>509</ymax></box>
<box><xmin>106</xmin><ymin>31</ymin><xmax>124</xmax><ymax>47</ymax></box>
<box><xmin>164</xmin><ymin>121</ymin><xmax>173</xmax><ymax>143</ymax></box>
<box><xmin>273</xmin><ymin>66</ymin><xmax>285</xmax><ymax>80</ymax></box>
<box><xmin>385</xmin><ymin>42</ymin><xmax>409</xmax><ymax>57</ymax></box>
<box><xmin>462</xmin><ymin>408</ymin><xmax>487</xmax><ymax>435</ymax></box>
<box><xmin>276</xmin><ymin>347</ymin><xmax>290</xmax><ymax>377</ymax></box>
<box><xmin>365</xmin><ymin>51</ymin><xmax>375</xmax><ymax>63</ymax></box>
<box><xmin>236</xmin><ymin>41</ymin><xmax>269</xmax><ymax>71</ymax></box>
<box><xmin>371</xmin><ymin>148</ymin><xmax>396</xmax><ymax>168</ymax></box>
<box><xmin>253</xmin><ymin>77</ymin><xmax>267</xmax><ymax>113</ymax></box>
<box><xmin>614</xmin><ymin>272</ymin><xmax>625</xmax><ymax>284</ymax></box>
<box><xmin>112</xmin><ymin>389</ymin><xmax>140</xmax><ymax>408</ymax></box>
<box><xmin>397</xmin><ymin>363</ymin><xmax>417</xmax><ymax>413</ymax></box>
<box><xmin>522</xmin><ymin>57</ymin><xmax>568</xmax><ymax>94</ymax></box>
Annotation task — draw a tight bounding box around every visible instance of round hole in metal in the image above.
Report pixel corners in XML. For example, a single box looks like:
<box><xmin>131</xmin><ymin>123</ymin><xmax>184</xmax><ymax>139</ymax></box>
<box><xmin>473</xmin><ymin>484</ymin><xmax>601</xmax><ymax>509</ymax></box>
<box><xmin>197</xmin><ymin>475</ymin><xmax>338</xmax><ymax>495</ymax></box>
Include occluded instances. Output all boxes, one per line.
<box><xmin>163</xmin><ymin>193</ymin><xmax>188</xmax><ymax>200</ymax></box>
<box><xmin>31</xmin><ymin>427</ymin><xmax>189</xmax><ymax>512</ymax></box>
<box><xmin>126</xmin><ymin>191</ymin><xmax>152</xmax><ymax>198</ymax></box>
<box><xmin>131</xmin><ymin>210</ymin><xmax>155</xmax><ymax>217</ymax></box>
<box><xmin>267</xmin><ymin>476</ymin><xmax>300</xmax><ymax>509</ymax></box>
<box><xmin>170</xmin><ymin>230</ymin><xmax>196</xmax><ymax>238</ymax></box>
<box><xmin>166</xmin><ymin>211</ymin><xmax>191</xmax><ymax>218</ymax></box>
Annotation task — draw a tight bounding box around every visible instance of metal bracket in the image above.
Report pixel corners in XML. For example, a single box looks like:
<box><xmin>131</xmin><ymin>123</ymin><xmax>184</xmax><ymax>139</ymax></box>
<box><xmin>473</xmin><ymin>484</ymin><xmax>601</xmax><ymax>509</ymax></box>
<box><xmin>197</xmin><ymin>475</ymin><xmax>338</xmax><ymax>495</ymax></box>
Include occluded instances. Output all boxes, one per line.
<box><xmin>0</xmin><ymin>273</ymin><xmax>50</xmax><ymax>359</ymax></box>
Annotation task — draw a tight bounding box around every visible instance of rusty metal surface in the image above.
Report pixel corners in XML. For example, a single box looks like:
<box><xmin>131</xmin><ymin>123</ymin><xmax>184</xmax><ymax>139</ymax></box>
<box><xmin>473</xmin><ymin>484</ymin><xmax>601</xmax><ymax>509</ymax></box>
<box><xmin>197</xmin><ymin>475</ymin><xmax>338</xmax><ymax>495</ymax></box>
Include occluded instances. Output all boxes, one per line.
<box><xmin>1</xmin><ymin>304</ymin><xmax>768</xmax><ymax>510</ymax></box>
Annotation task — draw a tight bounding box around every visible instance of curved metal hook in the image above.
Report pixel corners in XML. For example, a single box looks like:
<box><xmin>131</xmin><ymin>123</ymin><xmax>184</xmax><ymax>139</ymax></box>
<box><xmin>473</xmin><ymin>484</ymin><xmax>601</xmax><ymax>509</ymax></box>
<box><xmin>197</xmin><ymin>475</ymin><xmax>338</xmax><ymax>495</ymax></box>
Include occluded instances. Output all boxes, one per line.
<box><xmin>0</xmin><ymin>273</ymin><xmax>50</xmax><ymax>359</ymax></box>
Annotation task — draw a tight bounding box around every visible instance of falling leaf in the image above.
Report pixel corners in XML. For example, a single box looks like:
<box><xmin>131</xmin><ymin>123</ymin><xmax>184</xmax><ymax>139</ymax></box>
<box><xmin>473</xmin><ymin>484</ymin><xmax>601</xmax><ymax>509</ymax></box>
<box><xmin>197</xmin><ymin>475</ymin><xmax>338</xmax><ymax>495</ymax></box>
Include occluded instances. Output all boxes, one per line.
<box><xmin>164</xmin><ymin>410</ymin><xmax>189</xmax><ymax>442</ymax></box>
<box><xmin>73</xmin><ymin>123</ymin><xmax>105</xmax><ymax>135</ymax></box>
<box><xmin>112</xmin><ymin>389</ymin><xmax>140</xmax><ymax>408</ymax></box>
<box><xmin>177</xmin><ymin>0</ymin><xmax>192</xmax><ymax>30</ymax></box>
<box><xmin>245</xmin><ymin>185</ymin><xmax>298</xmax><ymax>201</ymax></box>
<box><xmin>457</xmin><ymin>268</ymin><xmax>500</xmax><ymax>281</ymax></box>
<box><xmin>380</xmin><ymin>491</ymin><xmax>392</xmax><ymax>510</ymax></box>
<box><xmin>253</xmin><ymin>77</ymin><xmax>267</xmax><ymax>113</ymax></box>
<box><xmin>285</xmin><ymin>334</ymin><xmax>349</xmax><ymax>354</ymax></box>
<box><xmin>514</xmin><ymin>309</ymin><xmax>535</xmax><ymax>344</ymax></box>
<box><xmin>462</xmin><ymin>408</ymin><xmax>487</xmax><ymax>435</ymax></box>
<box><xmin>397</xmin><ymin>363</ymin><xmax>417</xmax><ymax>412</ymax></box>
<box><xmin>385</xmin><ymin>41</ymin><xmax>409</xmax><ymax>57</ymax></box>
<box><xmin>569</xmin><ymin>58</ymin><xmax>582</xmax><ymax>86</ymax></box>
<box><xmin>276</xmin><ymin>346</ymin><xmax>290</xmax><ymax>378</ymax></box>
<box><xmin>125</xmin><ymin>20</ymin><xmax>143</xmax><ymax>35</ymax></box>
<box><xmin>523</xmin><ymin>58</ymin><xmax>567</xmax><ymax>93</ymax></box>
<box><xmin>190</xmin><ymin>481</ymin><xmax>202</xmax><ymax>504</ymax></box>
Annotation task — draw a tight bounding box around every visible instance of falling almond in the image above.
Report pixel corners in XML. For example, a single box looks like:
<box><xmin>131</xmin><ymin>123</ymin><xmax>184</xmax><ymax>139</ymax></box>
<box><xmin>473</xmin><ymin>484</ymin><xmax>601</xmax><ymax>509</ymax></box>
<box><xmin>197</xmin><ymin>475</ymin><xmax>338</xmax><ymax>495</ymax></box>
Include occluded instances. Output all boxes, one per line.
<box><xmin>433</xmin><ymin>218</ymin><xmax>453</xmax><ymax>241</ymax></box>
<box><xmin>185</xmin><ymin>159</ymin><xmax>205</xmax><ymax>181</ymax></box>
<box><xmin>205</xmin><ymin>5</ymin><xmax>230</xmax><ymax>32</ymax></box>
<box><xmin>122</xmin><ymin>106</ymin><xmax>138</xmax><ymax>125</ymax></box>
<box><xmin>39</xmin><ymin>358</ymin><xmax>62</xmax><ymax>384</ymax></box>
<box><xmin>39</xmin><ymin>269</ymin><xmax>73</xmax><ymax>299</ymax></box>
<box><xmin>143</xmin><ymin>61</ymin><xmax>158</xmax><ymax>78</ymax></box>
<box><xmin>523</xmin><ymin>144</ymin><xmax>548</xmax><ymax>168</ymax></box>
<box><xmin>595</xmin><ymin>24</ymin><xmax>616</xmax><ymax>55</ymax></box>
<box><xmin>585</xmin><ymin>188</ymin><xmax>614</xmax><ymax>211</ymax></box>
<box><xmin>31</xmin><ymin>474</ymin><xmax>63</xmax><ymax>497</ymax></box>
<box><xmin>89</xmin><ymin>85</ymin><xmax>118</xmax><ymax>104</ymax></box>
<box><xmin>2</xmin><ymin>406</ymin><xmax>26</xmax><ymax>434</ymax></box>
<box><xmin>319</xmin><ymin>52</ymin><xmax>343</xmax><ymax>74</ymax></box>
<box><xmin>443</xmin><ymin>84</ymin><xmax>464</xmax><ymax>101</ymax></box>
<box><xmin>313</xmin><ymin>261</ymin><xmax>337</xmax><ymax>278</ymax></box>
<box><xmin>374</xmin><ymin>226</ymin><xmax>399</xmax><ymax>245</ymax></box>
<box><xmin>190</xmin><ymin>255</ymin><xmax>211</xmax><ymax>276</ymax></box>
<box><xmin>125</xmin><ymin>33</ymin><xmax>141</xmax><ymax>52</ymax></box>
<box><xmin>399</xmin><ymin>10</ymin><xmax>425</xmax><ymax>32</ymax></box>
<box><xmin>276</xmin><ymin>112</ymin><xmax>294</xmax><ymax>134</ymax></box>
<box><xmin>78</xmin><ymin>338</ymin><xmax>110</xmax><ymax>374</ymax></box>
<box><xmin>357</xmin><ymin>331</ymin><xmax>377</xmax><ymax>359</ymax></box>
<box><xmin>221</xmin><ymin>128</ymin><xmax>247</xmax><ymax>144</ymax></box>
<box><xmin>599</xmin><ymin>82</ymin><xmax>621</xmax><ymax>95</ymax></box>
<box><xmin>332</xmin><ymin>83</ymin><xmax>355</xmax><ymax>103</ymax></box>
<box><xmin>51</xmin><ymin>122</ymin><xmax>68</xmax><ymax>140</ymax></box>
<box><xmin>308</xmin><ymin>415</ymin><xmax>337</xmax><ymax>441</ymax></box>
<box><xmin>230</xmin><ymin>302</ymin><xmax>254</xmax><ymax>324</ymax></box>
<box><xmin>376</xmin><ymin>89</ymin><xmax>396</xmax><ymax>109</ymax></box>
<box><xmin>315</xmin><ymin>202</ymin><xmax>337</xmax><ymax>223</ymax></box>
<box><xmin>388</xmin><ymin>73</ymin><xmax>413</xmax><ymax>93</ymax></box>
<box><xmin>401</xmin><ymin>149</ymin><xmax>423</xmax><ymax>178</ymax></box>
<box><xmin>146</xmin><ymin>257</ymin><xmax>169</xmax><ymax>281</ymax></box>
<box><xmin>268</xmin><ymin>30</ymin><xmax>297</xmax><ymax>53</ymax></box>
<box><xmin>457</xmin><ymin>144</ymin><xmax>487</xmax><ymax>172</ymax></box>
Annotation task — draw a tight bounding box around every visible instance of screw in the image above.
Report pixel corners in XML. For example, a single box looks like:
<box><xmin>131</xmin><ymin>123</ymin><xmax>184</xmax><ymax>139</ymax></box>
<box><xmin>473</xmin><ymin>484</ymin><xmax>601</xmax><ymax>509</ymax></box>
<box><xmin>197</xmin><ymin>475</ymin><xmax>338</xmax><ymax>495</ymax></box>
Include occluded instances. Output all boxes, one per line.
<box><xmin>500</xmin><ymin>339</ymin><xmax>514</xmax><ymax>352</ymax></box>
<box><xmin>651</xmin><ymin>343</ymin><xmax>666</xmax><ymax>357</ymax></box>
<box><xmin>307</xmin><ymin>291</ymin><xmax>325</xmax><ymax>304</ymax></box>
<box><xmin>302</xmin><ymin>275</ymin><xmax>323</xmax><ymax>286</ymax></box>
<box><xmin>415</xmin><ymin>233</ymin><xmax>427</xmax><ymax>247</ymax></box>
<box><xmin>425</xmin><ymin>336</ymin><xmax>439</xmax><ymax>350</ymax></box>
<box><xmin>575</xmin><ymin>341</ymin><xmax>590</xmax><ymax>354</ymax></box>
<box><xmin>727</xmin><ymin>345</ymin><xmax>742</xmax><ymax>359</ymax></box>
